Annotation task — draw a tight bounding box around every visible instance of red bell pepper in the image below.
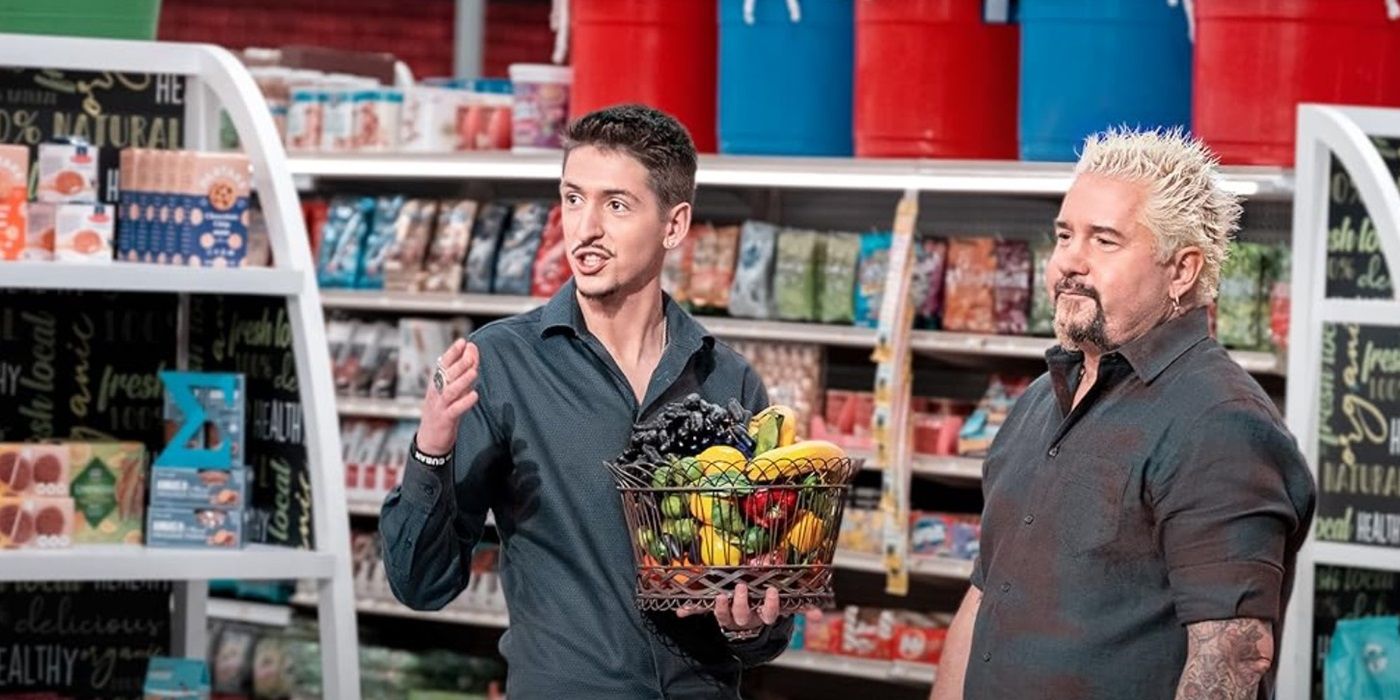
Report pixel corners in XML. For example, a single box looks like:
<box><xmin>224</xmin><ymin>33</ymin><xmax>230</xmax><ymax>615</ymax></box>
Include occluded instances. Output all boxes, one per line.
<box><xmin>743</xmin><ymin>488</ymin><xmax>798</xmax><ymax>528</ymax></box>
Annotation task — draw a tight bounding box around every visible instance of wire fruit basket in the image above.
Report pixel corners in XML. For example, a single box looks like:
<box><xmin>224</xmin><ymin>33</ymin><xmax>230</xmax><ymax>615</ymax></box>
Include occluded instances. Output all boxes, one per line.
<box><xmin>609</xmin><ymin>455</ymin><xmax>863</xmax><ymax>613</ymax></box>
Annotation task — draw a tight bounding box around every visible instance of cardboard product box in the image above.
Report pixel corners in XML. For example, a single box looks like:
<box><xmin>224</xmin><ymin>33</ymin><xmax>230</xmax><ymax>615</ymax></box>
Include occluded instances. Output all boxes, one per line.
<box><xmin>160</xmin><ymin>371</ymin><xmax>246</xmax><ymax>470</ymax></box>
<box><xmin>37</xmin><ymin>141</ymin><xmax>99</xmax><ymax>204</ymax></box>
<box><xmin>143</xmin><ymin>656</ymin><xmax>211</xmax><ymax>699</ymax></box>
<box><xmin>0</xmin><ymin>497</ymin><xmax>76</xmax><ymax>549</ymax></box>
<box><xmin>0</xmin><ymin>143</ymin><xmax>28</xmax><ymax>261</ymax></box>
<box><xmin>149</xmin><ymin>466</ymin><xmax>250</xmax><ymax>510</ymax></box>
<box><xmin>185</xmin><ymin>153</ymin><xmax>250</xmax><ymax>268</ymax></box>
<box><xmin>803</xmin><ymin>608</ymin><xmax>845</xmax><ymax>655</ymax></box>
<box><xmin>841</xmin><ymin>606</ymin><xmax>895</xmax><ymax>661</ymax></box>
<box><xmin>68</xmin><ymin>442</ymin><xmax>148</xmax><ymax>545</ymax></box>
<box><xmin>0</xmin><ymin>443</ymin><xmax>73</xmax><ymax>497</ymax></box>
<box><xmin>146</xmin><ymin>506</ymin><xmax>244</xmax><ymax>549</ymax></box>
<box><xmin>156</xmin><ymin>150</ymin><xmax>180</xmax><ymax>264</ymax></box>
<box><xmin>54</xmin><ymin>203</ymin><xmax>115</xmax><ymax>263</ymax></box>
<box><xmin>23</xmin><ymin>202</ymin><xmax>56</xmax><ymax>261</ymax></box>
<box><xmin>0</xmin><ymin>143</ymin><xmax>26</xmax><ymax>200</ymax></box>
<box><xmin>890</xmin><ymin>613</ymin><xmax>948</xmax><ymax>665</ymax></box>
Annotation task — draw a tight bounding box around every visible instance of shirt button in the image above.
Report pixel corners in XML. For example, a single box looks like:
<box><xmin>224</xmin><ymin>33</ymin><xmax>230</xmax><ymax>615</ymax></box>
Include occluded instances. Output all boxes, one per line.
<box><xmin>1048</xmin><ymin>446</ymin><xmax>1060</xmax><ymax>458</ymax></box>
<box><xmin>1001</xmin><ymin>582</ymin><xmax>1012</xmax><ymax>593</ymax></box>
<box><xmin>1023</xmin><ymin>515</ymin><xmax>1034</xmax><ymax>525</ymax></box>
<box><xmin>982</xmin><ymin>652</ymin><xmax>992</xmax><ymax>663</ymax></box>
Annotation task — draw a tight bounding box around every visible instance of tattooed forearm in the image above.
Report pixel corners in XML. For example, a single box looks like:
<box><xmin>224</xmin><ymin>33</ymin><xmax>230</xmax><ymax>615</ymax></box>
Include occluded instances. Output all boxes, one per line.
<box><xmin>1174</xmin><ymin>618</ymin><xmax>1274</xmax><ymax>700</ymax></box>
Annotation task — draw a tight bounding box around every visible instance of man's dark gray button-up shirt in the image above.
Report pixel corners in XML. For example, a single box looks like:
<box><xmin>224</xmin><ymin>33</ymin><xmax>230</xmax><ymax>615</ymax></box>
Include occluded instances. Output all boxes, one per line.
<box><xmin>965</xmin><ymin>307</ymin><xmax>1315</xmax><ymax>699</ymax></box>
<box><xmin>380</xmin><ymin>280</ymin><xmax>790</xmax><ymax>699</ymax></box>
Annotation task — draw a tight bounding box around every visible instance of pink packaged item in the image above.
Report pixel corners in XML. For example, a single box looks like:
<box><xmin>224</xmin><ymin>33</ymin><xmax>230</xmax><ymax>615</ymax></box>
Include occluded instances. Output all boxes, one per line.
<box><xmin>509</xmin><ymin>64</ymin><xmax>572</xmax><ymax>152</ymax></box>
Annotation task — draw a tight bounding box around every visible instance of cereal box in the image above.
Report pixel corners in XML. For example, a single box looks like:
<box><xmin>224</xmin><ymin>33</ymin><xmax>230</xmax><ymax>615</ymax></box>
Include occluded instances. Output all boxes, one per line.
<box><xmin>37</xmin><ymin>142</ymin><xmax>98</xmax><ymax>203</ymax></box>
<box><xmin>150</xmin><ymin>466</ymin><xmax>250</xmax><ymax>510</ymax></box>
<box><xmin>0</xmin><ymin>444</ymin><xmax>72</xmax><ymax>497</ymax></box>
<box><xmin>54</xmin><ymin>203</ymin><xmax>115</xmax><ymax>263</ymax></box>
<box><xmin>0</xmin><ymin>497</ymin><xmax>76</xmax><ymax>549</ymax></box>
<box><xmin>68</xmin><ymin>442</ymin><xmax>148</xmax><ymax>545</ymax></box>
<box><xmin>186</xmin><ymin>153</ymin><xmax>251</xmax><ymax>267</ymax></box>
<box><xmin>146</xmin><ymin>506</ymin><xmax>244</xmax><ymax>549</ymax></box>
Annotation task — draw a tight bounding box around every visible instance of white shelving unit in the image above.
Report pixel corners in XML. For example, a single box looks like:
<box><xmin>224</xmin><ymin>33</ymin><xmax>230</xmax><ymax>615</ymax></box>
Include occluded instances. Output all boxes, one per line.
<box><xmin>207</xmin><ymin>597</ymin><xmax>295</xmax><ymax>628</ymax></box>
<box><xmin>1279</xmin><ymin>105</ymin><xmax>1400</xmax><ymax>700</ymax></box>
<box><xmin>768</xmin><ymin>649</ymin><xmax>936</xmax><ymax>686</ymax></box>
<box><xmin>0</xmin><ymin>34</ymin><xmax>361</xmax><ymax>698</ymax></box>
<box><xmin>833</xmin><ymin>550</ymin><xmax>975</xmax><ymax>581</ymax></box>
<box><xmin>291</xmin><ymin>592</ymin><xmax>510</xmax><ymax>630</ymax></box>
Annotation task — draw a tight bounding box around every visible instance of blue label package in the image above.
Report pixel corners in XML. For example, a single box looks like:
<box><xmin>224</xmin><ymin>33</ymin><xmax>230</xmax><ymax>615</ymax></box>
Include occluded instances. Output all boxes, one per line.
<box><xmin>149</xmin><ymin>466</ymin><xmax>250</xmax><ymax>509</ymax></box>
<box><xmin>146</xmin><ymin>506</ymin><xmax>244</xmax><ymax>549</ymax></box>
<box><xmin>185</xmin><ymin>152</ymin><xmax>251</xmax><ymax>267</ymax></box>
<box><xmin>143</xmin><ymin>656</ymin><xmax>210</xmax><ymax>699</ymax></box>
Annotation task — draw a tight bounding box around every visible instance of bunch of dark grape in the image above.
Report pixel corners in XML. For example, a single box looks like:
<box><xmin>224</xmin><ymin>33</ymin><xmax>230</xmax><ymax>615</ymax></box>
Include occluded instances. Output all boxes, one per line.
<box><xmin>616</xmin><ymin>394</ymin><xmax>755</xmax><ymax>465</ymax></box>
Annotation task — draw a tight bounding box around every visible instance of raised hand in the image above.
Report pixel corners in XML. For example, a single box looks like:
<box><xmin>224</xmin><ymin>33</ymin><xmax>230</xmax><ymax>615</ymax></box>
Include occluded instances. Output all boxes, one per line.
<box><xmin>417</xmin><ymin>339</ymin><xmax>480</xmax><ymax>455</ymax></box>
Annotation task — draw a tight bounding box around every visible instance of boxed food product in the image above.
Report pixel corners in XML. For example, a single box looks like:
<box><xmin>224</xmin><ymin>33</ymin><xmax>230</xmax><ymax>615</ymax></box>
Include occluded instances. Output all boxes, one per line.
<box><xmin>956</xmin><ymin>375</ymin><xmax>1029</xmax><ymax>457</ymax></box>
<box><xmin>729</xmin><ymin>220</ymin><xmax>779</xmax><ymax>319</ymax></box>
<box><xmin>397</xmin><ymin>318</ymin><xmax>469</xmax><ymax>400</ymax></box>
<box><xmin>994</xmin><ymin>239</ymin><xmax>1032</xmax><ymax>335</ymax></box>
<box><xmin>836</xmin><ymin>507</ymin><xmax>881</xmax><ymax>555</ymax></box>
<box><xmin>1029</xmin><ymin>235</ymin><xmax>1057</xmax><ymax>336</ymax></box>
<box><xmin>354</xmin><ymin>89</ymin><xmax>403</xmax><ymax>151</ymax></box>
<box><xmin>465</xmin><ymin>202</ymin><xmax>511</xmax><ymax>294</ymax></box>
<box><xmin>819</xmin><ymin>232</ymin><xmax>860</xmax><ymax>324</ymax></box>
<box><xmin>494</xmin><ymin>202</ymin><xmax>550</xmax><ymax>295</ymax></box>
<box><xmin>400</xmin><ymin>85</ymin><xmax>465</xmax><ymax>152</ymax></box>
<box><xmin>160</xmin><ymin>371</ymin><xmax>247</xmax><ymax>469</ymax></box>
<box><xmin>1217</xmin><ymin>241</ymin><xmax>1270</xmax><ymax>351</ymax></box>
<box><xmin>287</xmin><ymin>87</ymin><xmax>327</xmax><ymax>151</ymax></box>
<box><xmin>854</xmin><ymin>231</ymin><xmax>893</xmax><ymax>328</ymax></box>
<box><xmin>531</xmin><ymin>204</ymin><xmax>569</xmax><ymax>298</ymax></box>
<box><xmin>146</xmin><ymin>655</ymin><xmax>212</xmax><ymax>699</ymax></box>
<box><xmin>661</xmin><ymin>230</ymin><xmax>695</xmax><ymax>308</ymax></box>
<box><xmin>146</xmin><ymin>505</ymin><xmax>244</xmax><ymax>549</ymax></box>
<box><xmin>803</xmin><ymin>609</ymin><xmax>844</xmax><ymax>655</ymax></box>
<box><xmin>384</xmin><ymin>199</ymin><xmax>438</xmax><ymax>292</ymax></box>
<box><xmin>890</xmin><ymin>613</ymin><xmax>948</xmax><ymax>665</ymax></box>
<box><xmin>150</xmin><ymin>466</ymin><xmax>250</xmax><ymax>510</ymax></box>
<box><xmin>317</xmin><ymin>196</ymin><xmax>375</xmax><ymax>288</ymax></box>
<box><xmin>323</xmin><ymin>85</ymin><xmax>359</xmax><ymax>152</ymax></box>
<box><xmin>684</xmin><ymin>223</ymin><xmax>719</xmax><ymax>307</ymax></box>
<box><xmin>37</xmin><ymin>141</ymin><xmax>98</xmax><ymax>203</ymax></box>
<box><xmin>842</xmin><ymin>606</ymin><xmax>895</xmax><ymax>660</ymax></box>
<box><xmin>358</xmin><ymin>196</ymin><xmax>406</xmax><ymax>289</ymax></box>
<box><xmin>943</xmin><ymin>237</ymin><xmax>998</xmax><ymax>333</ymax></box>
<box><xmin>910</xmin><ymin>512</ymin><xmax>980</xmax><ymax>561</ymax></box>
<box><xmin>773</xmin><ymin>228</ymin><xmax>822</xmax><ymax>322</ymax></box>
<box><xmin>912</xmin><ymin>238</ymin><xmax>949</xmax><ymax>329</ymax></box>
<box><xmin>1269</xmin><ymin>244</ymin><xmax>1290</xmax><ymax>352</ymax></box>
<box><xmin>151</xmin><ymin>150</ymin><xmax>178</xmax><ymax>262</ymax></box>
<box><xmin>184</xmin><ymin>152</ymin><xmax>252</xmax><ymax>268</ymax></box>
<box><xmin>0</xmin><ymin>497</ymin><xmax>76</xmax><ymax>549</ymax></box>
<box><xmin>53</xmin><ymin>203</ymin><xmax>115</xmax><ymax>263</ymax></box>
<box><xmin>69</xmin><ymin>442</ymin><xmax>148</xmax><ymax>545</ymax></box>
<box><xmin>0</xmin><ymin>443</ymin><xmax>72</xmax><ymax>497</ymax></box>
<box><xmin>121</xmin><ymin>148</ymin><xmax>150</xmax><ymax>262</ymax></box>
<box><xmin>0</xmin><ymin>144</ymin><xmax>28</xmax><ymax>261</ymax></box>
<box><xmin>423</xmin><ymin>199</ymin><xmax>477</xmax><ymax>293</ymax></box>
<box><xmin>348</xmin><ymin>421</ymin><xmax>392</xmax><ymax>502</ymax></box>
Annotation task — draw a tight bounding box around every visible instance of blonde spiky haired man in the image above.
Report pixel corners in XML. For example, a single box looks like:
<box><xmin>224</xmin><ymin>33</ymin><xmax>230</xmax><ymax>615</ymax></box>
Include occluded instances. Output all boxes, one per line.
<box><xmin>931</xmin><ymin>129</ymin><xmax>1315</xmax><ymax>700</ymax></box>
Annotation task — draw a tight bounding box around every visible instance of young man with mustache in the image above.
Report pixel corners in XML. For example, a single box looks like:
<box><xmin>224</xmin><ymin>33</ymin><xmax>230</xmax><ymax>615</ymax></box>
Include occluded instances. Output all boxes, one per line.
<box><xmin>930</xmin><ymin>130</ymin><xmax>1315</xmax><ymax>700</ymax></box>
<box><xmin>379</xmin><ymin>105</ymin><xmax>792</xmax><ymax>698</ymax></box>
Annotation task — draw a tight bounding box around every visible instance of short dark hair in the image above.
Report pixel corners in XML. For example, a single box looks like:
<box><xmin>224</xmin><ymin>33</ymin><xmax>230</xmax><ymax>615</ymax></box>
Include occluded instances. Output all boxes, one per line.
<box><xmin>563</xmin><ymin>104</ymin><xmax>698</xmax><ymax>210</ymax></box>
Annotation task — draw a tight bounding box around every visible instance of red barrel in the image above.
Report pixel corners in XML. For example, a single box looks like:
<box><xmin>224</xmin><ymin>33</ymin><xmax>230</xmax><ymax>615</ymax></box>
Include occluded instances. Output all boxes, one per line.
<box><xmin>855</xmin><ymin>0</ymin><xmax>1018</xmax><ymax>159</ymax></box>
<box><xmin>570</xmin><ymin>0</ymin><xmax>717</xmax><ymax>152</ymax></box>
<box><xmin>1195</xmin><ymin>0</ymin><xmax>1400</xmax><ymax>165</ymax></box>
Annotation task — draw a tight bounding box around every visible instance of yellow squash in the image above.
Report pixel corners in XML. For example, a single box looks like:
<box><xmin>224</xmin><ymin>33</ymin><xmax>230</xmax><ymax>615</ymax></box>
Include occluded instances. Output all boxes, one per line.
<box><xmin>697</xmin><ymin>445</ymin><xmax>746</xmax><ymax>477</ymax></box>
<box><xmin>748</xmin><ymin>406</ymin><xmax>799</xmax><ymax>448</ymax></box>
<box><xmin>745</xmin><ymin>439</ymin><xmax>846</xmax><ymax>482</ymax></box>
<box><xmin>699</xmin><ymin>525</ymin><xmax>743</xmax><ymax>567</ymax></box>
<box><xmin>785</xmin><ymin>511</ymin><xmax>826</xmax><ymax>555</ymax></box>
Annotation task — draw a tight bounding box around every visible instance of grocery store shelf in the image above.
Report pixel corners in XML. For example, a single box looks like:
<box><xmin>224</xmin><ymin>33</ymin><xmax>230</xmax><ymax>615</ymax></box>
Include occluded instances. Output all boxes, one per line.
<box><xmin>697</xmin><ymin>316</ymin><xmax>879</xmax><ymax>348</ymax></box>
<box><xmin>292</xmin><ymin>592</ymin><xmax>510</xmax><ymax>629</ymax></box>
<box><xmin>321</xmin><ymin>289</ymin><xmax>542</xmax><ymax>316</ymax></box>
<box><xmin>1311</xmin><ymin>541</ymin><xmax>1400</xmax><ymax>572</ymax></box>
<box><xmin>347</xmin><ymin>500</ymin><xmax>384</xmax><ymax>517</ymax></box>
<box><xmin>852</xmin><ymin>449</ymin><xmax>984</xmax><ymax>482</ymax></box>
<box><xmin>0</xmin><ymin>262</ymin><xmax>304</xmax><ymax>296</ymax></box>
<box><xmin>769</xmin><ymin>649</ymin><xmax>936</xmax><ymax>685</ymax></box>
<box><xmin>833</xmin><ymin>550</ymin><xmax>974</xmax><ymax>581</ymax></box>
<box><xmin>337</xmin><ymin>395</ymin><xmax>423</xmax><ymax>420</ymax></box>
<box><xmin>207</xmin><ymin>597</ymin><xmax>295</xmax><ymax>627</ymax></box>
<box><xmin>0</xmin><ymin>545</ymin><xmax>336</xmax><ymax>582</ymax></box>
<box><xmin>286</xmin><ymin>152</ymin><xmax>1292</xmax><ymax>199</ymax></box>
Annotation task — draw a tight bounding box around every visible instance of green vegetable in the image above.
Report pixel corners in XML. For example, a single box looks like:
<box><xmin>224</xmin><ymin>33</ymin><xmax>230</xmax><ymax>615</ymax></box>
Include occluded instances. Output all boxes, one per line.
<box><xmin>650</xmin><ymin>465</ymin><xmax>674</xmax><ymax>490</ymax></box>
<box><xmin>662</xmin><ymin>518</ymin><xmax>698</xmax><ymax>543</ymax></box>
<box><xmin>661</xmin><ymin>495</ymin><xmax>688</xmax><ymax>519</ymax></box>
<box><xmin>710</xmin><ymin>501</ymin><xmax>747</xmax><ymax>536</ymax></box>
<box><xmin>741</xmin><ymin>526</ymin><xmax>770</xmax><ymax>555</ymax></box>
<box><xmin>638</xmin><ymin>528</ymin><xmax>667</xmax><ymax>560</ymax></box>
<box><xmin>672</xmin><ymin>457</ymin><xmax>704</xmax><ymax>486</ymax></box>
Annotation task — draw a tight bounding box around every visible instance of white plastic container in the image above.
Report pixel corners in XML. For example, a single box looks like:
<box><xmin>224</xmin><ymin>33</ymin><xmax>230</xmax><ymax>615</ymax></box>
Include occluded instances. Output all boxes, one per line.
<box><xmin>508</xmin><ymin>63</ymin><xmax>573</xmax><ymax>152</ymax></box>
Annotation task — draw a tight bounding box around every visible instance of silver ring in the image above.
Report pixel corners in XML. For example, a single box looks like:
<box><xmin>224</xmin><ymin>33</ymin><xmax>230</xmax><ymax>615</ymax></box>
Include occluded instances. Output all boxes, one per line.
<box><xmin>432</xmin><ymin>365</ymin><xmax>446</xmax><ymax>394</ymax></box>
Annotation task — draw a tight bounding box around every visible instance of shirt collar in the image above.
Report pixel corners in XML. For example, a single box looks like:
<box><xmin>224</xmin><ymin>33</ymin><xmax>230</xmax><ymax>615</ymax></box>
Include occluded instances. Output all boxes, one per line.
<box><xmin>1044</xmin><ymin>306</ymin><xmax>1211</xmax><ymax>385</ymax></box>
<box><xmin>539</xmin><ymin>279</ymin><xmax>714</xmax><ymax>354</ymax></box>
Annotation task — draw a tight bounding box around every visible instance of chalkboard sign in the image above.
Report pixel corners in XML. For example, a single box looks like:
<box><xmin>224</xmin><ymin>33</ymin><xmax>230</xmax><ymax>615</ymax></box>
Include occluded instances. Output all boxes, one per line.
<box><xmin>1311</xmin><ymin>565</ymin><xmax>1400</xmax><ymax>699</ymax></box>
<box><xmin>189</xmin><ymin>295</ymin><xmax>314</xmax><ymax>549</ymax></box>
<box><xmin>1325</xmin><ymin>138</ymin><xmax>1396</xmax><ymax>300</ymax></box>
<box><xmin>0</xmin><ymin>581</ymin><xmax>171</xmax><ymax>700</ymax></box>
<box><xmin>1315</xmin><ymin>322</ymin><xmax>1400</xmax><ymax>546</ymax></box>
<box><xmin>0</xmin><ymin>291</ymin><xmax>178</xmax><ymax>450</ymax></box>
<box><xmin>0</xmin><ymin>68</ymin><xmax>185</xmax><ymax>203</ymax></box>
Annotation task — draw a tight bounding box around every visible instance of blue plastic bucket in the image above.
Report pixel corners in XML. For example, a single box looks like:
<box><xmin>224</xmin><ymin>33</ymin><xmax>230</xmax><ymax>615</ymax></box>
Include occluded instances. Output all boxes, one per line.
<box><xmin>1018</xmin><ymin>0</ymin><xmax>1192</xmax><ymax>161</ymax></box>
<box><xmin>718</xmin><ymin>0</ymin><xmax>854</xmax><ymax>156</ymax></box>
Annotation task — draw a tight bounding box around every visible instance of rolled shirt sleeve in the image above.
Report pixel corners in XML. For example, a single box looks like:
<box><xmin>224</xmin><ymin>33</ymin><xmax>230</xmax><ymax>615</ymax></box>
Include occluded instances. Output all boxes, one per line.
<box><xmin>379</xmin><ymin>371</ymin><xmax>505</xmax><ymax>611</ymax></box>
<box><xmin>1150</xmin><ymin>398</ymin><xmax>1308</xmax><ymax>626</ymax></box>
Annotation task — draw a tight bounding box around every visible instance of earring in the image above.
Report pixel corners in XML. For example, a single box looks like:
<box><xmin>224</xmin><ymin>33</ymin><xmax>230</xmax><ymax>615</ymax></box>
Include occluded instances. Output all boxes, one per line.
<box><xmin>1170</xmin><ymin>294</ymin><xmax>1181</xmax><ymax>316</ymax></box>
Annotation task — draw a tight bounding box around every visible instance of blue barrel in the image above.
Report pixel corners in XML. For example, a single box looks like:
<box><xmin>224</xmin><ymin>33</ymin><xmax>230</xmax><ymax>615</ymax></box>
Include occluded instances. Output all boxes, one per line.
<box><xmin>718</xmin><ymin>0</ymin><xmax>854</xmax><ymax>156</ymax></box>
<box><xmin>1018</xmin><ymin>0</ymin><xmax>1192</xmax><ymax>161</ymax></box>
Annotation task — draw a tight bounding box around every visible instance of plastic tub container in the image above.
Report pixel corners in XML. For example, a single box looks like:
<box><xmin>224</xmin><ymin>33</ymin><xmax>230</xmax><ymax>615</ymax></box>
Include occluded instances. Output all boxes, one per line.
<box><xmin>509</xmin><ymin>64</ymin><xmax>572</xmax><ymax>153</ymax></box>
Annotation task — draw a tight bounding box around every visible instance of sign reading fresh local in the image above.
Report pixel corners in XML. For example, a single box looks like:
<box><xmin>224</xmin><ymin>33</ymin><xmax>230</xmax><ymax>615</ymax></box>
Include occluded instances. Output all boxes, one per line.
<box><xmin>1325</xmin><ymin>139</ymin><xmax>1395</xmax><ymax>300</ymax></box>
<box><xmin>0</xmin><ymin>68</ymin><xmax>185</xmax><ymax>202</ymax></box>
<box><xmin>1316</xmin><ymin>322</ymin><xmax>1400</xmax><ymax>546</ymax></box>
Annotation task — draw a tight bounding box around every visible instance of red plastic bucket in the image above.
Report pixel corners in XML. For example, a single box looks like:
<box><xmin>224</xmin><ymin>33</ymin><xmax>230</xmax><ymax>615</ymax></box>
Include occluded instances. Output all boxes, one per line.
<box><xmin>855</xmin><ymin>0</ymin><xmax>1018</xmax><ymax>159</ymax></box>
<box><xmin>570</xmin><ymin>0</ymin><xmax>718</xmax><ymax>152</ymax></box>
<box><xmin>1195</xmin><ymin>0</ymin><xmax>1400</xmax><ymax>165</ymax></box>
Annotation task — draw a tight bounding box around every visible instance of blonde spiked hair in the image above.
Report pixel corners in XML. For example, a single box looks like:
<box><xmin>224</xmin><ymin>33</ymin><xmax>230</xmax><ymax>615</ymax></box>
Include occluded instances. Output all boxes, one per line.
<box><xmin>1074</xmin><ymin>127</ymin><xmax>1242</xmax><ymax>304</ymax></box>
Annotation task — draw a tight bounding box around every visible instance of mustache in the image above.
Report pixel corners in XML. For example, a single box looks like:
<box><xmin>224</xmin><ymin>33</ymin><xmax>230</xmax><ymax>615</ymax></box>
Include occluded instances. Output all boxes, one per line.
<box><xmin>571</xmin><ymin>243</ymin><xmax>615</xmax><ymax>257</ymax></box>
<box><xmin>1054</xmin><ymin>279</ymin><xmax>1100</xmax><ymax>302</ymax></box>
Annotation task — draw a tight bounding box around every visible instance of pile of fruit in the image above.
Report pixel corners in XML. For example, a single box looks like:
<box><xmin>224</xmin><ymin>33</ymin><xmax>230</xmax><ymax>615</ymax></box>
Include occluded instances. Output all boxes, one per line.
<box><xmin>613</xmin><ymin>394</ymin><xmax>853</xmax><ymax>579</ymax></box>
